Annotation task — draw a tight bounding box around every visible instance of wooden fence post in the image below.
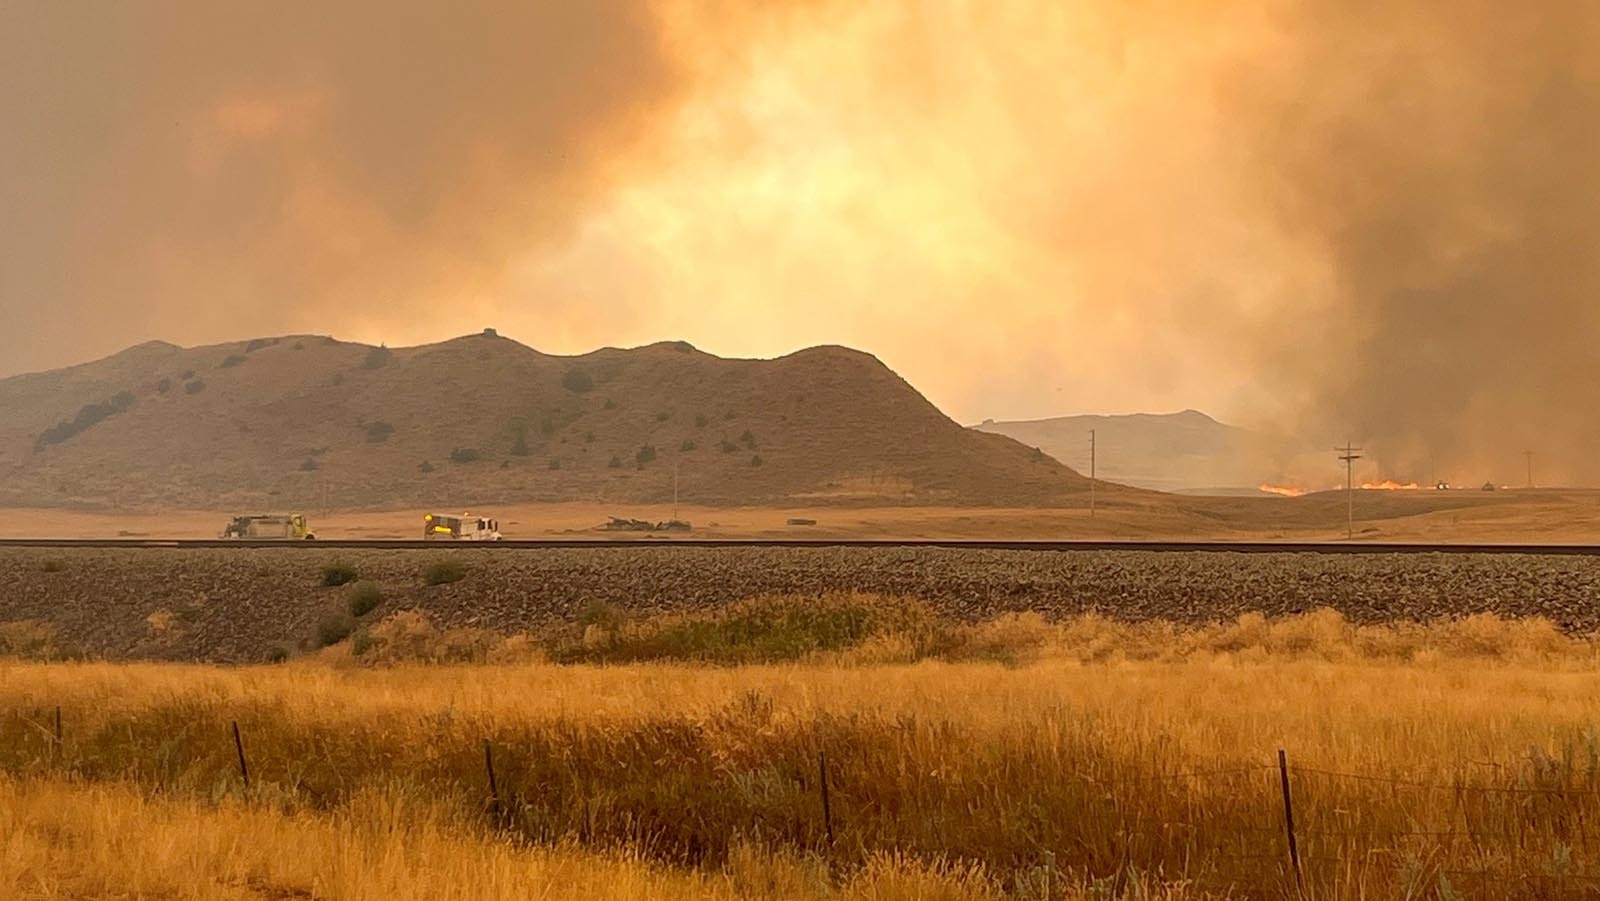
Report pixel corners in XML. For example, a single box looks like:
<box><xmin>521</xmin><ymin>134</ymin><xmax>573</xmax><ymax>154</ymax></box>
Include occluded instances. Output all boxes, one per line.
<box><xmin>484</xmin><ymin>740</ymin><xmax>502</xmax><ymax>822</ymax></box>
<box><xmin>1278</xmin><ymin>748</ymin><xmax>1303</xmax><ymax>895</ymax></box>
<box><xmin>819</xmin><ymin>750</ymin><xmax>834</xmax><ymax>845</ymax></box>
<box><xmin>232</xmin><ymin>721</ymin><xmax>250</xmax><ymax>790</ymax></box>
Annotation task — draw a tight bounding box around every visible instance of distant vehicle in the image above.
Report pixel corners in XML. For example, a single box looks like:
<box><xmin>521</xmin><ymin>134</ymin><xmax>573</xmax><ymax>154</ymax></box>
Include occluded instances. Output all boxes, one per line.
<box><xmin>1482</xmin><ymin>481</ymin><xmax>1497</xmax><ymax>492</ymax></box>
<box><xmin>220</xmin><ymin>513</ymin><xmax>316</xmax><ymax>540</ymax></box>
<box><xmin>423</xmin><ymin>513</ymin><xmax>501</xmax><ymax>541</ymax></box>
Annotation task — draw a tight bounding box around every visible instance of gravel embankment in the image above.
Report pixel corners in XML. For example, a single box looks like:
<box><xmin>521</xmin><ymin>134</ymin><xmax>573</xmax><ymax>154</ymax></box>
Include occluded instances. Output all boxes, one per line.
<box><xmin>2</xmin><ymin>547</ymin><xmax>1598</xmax><ymax>662</ymax></box>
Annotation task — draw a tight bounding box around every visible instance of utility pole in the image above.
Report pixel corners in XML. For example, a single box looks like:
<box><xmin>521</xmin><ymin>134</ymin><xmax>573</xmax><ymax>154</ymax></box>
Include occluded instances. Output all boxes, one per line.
<box><xmin>1088</xmin><ymin>429</ymin><xmax>1096</xmax><ymax>519</ymax></box>
<box><xmin>672</xmin><ymin>459</ymin><xmax>680</xmax><ymax>522</ymax></box>
<box><xmin>1336</xmin><ymin>442</ymin><xmax>1363</xmax><ymax>540</ymax></box>
<box><xmin>1525</xmin><ymin>450</ymin><xmax>1534</xmax><ymax>489</ymax></box>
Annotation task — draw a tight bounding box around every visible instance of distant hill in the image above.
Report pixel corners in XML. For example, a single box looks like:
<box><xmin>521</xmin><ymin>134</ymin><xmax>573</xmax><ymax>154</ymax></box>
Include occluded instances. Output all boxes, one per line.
<box><xmin>0</xmin><ymin>333</ymin><xmax>1100</xmax><ymax>510</ymax></box>
<box><xmin>973</xmin><ymin>410</ymin><xmax>1276</xmax><ymax>493</ymax></box>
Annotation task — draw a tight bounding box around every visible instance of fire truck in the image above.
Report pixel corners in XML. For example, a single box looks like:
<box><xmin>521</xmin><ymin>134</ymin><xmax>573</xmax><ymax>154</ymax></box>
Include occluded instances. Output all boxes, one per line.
<box><xmin>219</xmin><ymin>513</ymin><xmax>316</xmax><ymax>540</ymax></box>
<box><xmin>422</xmin><ymin>513</ymin><xmax>502</xmax><ymax>541</ymax></box>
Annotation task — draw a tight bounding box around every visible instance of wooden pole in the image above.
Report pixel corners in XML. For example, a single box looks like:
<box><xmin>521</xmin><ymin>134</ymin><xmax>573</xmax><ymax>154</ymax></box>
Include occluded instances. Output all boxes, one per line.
<box><xmin>484</xmin><ymin>740</ymin><xmax>502</xmax><ymax>822</ymax></box>
<box><xmin>1043</xmin><ymin>850</ymin><xmax>1056</xmax><ymax>900</ymax></box>
<box><xmin>231</xmin><ymin>721</ymin><xmax>250</xmax><ymax>790</ymax></box>
<box><xmin>1088</xmin><ymin>429</ymin><xmax>1096</xmax><ymax>519</ymax></box>
<box><xmin>53</xmin><ymin>706</ymin><xmax>61</xmax><ymax>750</ymax></box>
<box><xmin>819</xmin><ymin>750</ymin><xmax>834</xmax><ymax>846</ymax></box>
<box><xmin>1278</xmin><ymin>749</ymin><xmax>1302</xmax><ymax>894</ymax></box>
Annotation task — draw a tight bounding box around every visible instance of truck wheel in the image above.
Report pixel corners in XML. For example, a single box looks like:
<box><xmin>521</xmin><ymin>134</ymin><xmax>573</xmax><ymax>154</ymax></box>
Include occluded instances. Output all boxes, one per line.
<box><xmin>305</xmin><ymin>534</ymin><xmax>317</xmax><ymax>541</ymax></box>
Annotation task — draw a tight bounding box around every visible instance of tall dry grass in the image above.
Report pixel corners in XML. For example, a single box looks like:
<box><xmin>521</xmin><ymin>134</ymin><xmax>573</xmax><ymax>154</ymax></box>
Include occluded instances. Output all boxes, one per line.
<box><xmin>0</xmin><ymin>777</ymin><xmax>1008</xmax><ymax>900</ymax></box>
<box><xmin>3</xmin><ymin>606</ymin><xmax>1600</xmax><ymax>898</ymax></box>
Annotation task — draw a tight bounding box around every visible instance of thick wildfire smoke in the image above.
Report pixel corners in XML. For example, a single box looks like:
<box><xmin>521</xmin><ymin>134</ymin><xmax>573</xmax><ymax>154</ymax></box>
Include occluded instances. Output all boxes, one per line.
<box><xmin>2</xmin><ymin>1</ymin><xmax>1597</xmax><ymax>484</ymax></box>
<box><xmin>1228</xmin><ymin>0</ymin><xmax>1600</xmax><ymax>487</ymax></box>
<box><xmin>0</xmin><ymin>1</ymin><xmax>690</xmax><ymax>368</ymax></box>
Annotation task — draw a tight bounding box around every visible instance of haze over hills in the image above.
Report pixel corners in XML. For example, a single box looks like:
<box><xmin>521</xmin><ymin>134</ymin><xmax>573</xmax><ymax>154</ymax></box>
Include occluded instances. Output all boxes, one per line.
<box><xmin>0</xmin><ymin>332</ymin><xmax>1098</xmax><ymax>510</ymax></box>
<box><xmin>974</xmin><ymin>410</ymin><xmax>1287</xmax><ymax>493</ymax></box>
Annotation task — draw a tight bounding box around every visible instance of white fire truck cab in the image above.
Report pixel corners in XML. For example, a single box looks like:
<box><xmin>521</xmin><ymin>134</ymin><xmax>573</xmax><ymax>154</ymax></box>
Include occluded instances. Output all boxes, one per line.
<box><xmin>422</xmin><ymin>513</ymin><xmax>502</xmax><ymax>541</ymax></box>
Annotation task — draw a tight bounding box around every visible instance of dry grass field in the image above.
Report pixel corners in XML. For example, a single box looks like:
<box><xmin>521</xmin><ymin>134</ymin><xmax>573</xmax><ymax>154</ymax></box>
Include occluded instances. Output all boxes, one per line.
<box><xmin>4</xmin><ymin>489</ymin><xmax>1600</xmax><ymax>543</ymax></box>
<box><xmin>5</xmin><ymin>605</ymin><xmax>1600</xmax><ymax>899</ymax></box>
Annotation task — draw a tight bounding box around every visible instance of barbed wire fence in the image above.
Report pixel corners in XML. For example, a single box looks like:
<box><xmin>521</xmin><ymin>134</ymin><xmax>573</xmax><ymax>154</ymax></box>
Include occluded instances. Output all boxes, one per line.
<box><xmin>9</xmin><ymin>708</ymin><xmax>1600</xmax><ymax>897</ymax></box>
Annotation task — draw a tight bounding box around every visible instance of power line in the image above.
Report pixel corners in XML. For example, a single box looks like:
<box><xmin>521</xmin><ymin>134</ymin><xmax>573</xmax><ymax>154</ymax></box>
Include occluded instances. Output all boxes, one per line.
<box><xmin>1336</xmin><ymin>442</ymin><xmax>1363</xmax><ymax>540</ymax></box>
<box><xmin>1525</xmin><ymin>450</ymin><xmax>1534</xmax><ymax>489</ymax></box>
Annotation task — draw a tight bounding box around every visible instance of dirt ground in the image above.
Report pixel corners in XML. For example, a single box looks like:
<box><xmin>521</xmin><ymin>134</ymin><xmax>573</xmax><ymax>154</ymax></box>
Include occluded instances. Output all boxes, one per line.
<box><xmin>3</xmin><ymin>489</ymin><xmax>1599</xmax><ymax>542</ymax></box>
<box><xmin>6</xmin><ymin>544</ymin><xmax>1598</xmax><ymax>661</ymax></box>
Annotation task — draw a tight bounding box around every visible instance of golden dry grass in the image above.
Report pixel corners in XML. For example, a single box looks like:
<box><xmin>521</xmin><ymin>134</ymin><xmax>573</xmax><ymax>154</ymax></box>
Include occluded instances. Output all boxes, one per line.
<box><xmin>0</xmin><ymin>778</ymin><xmax>1014</xmax><ymax>900</ymax></box>
<box><xmin>4</xmin><ymin>610</ymin><xmax>1600</xmax><ymax>898</ymax></box>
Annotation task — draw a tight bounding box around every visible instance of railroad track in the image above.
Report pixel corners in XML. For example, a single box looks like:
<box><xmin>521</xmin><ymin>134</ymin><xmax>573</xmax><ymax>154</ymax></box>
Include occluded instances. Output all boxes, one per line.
<box><xmin>1</xmin><ymin>538</ymin><xmax>1598</xmax><ymax>555</ymax></box>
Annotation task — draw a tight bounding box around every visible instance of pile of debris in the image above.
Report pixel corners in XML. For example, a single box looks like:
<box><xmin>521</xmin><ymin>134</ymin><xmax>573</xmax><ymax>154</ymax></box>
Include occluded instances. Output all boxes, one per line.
<box><xmin>598</xmin><ymin>516</ymin><xmax>692</xmax><ymax>533</ymax></box>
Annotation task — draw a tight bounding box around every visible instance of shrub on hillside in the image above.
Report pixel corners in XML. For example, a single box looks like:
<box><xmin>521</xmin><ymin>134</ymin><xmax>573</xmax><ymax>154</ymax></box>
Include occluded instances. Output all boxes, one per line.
<box><xmin>636</xmin><ymin>445</ymin><xmax>657</xmax><ymax>465</ymax></box>
<box><xmin>320</xmin><ymin>561</ymin><xmax>359</xmax><ymax>587</ymax></box>
<box><xmin>449</xmin><ymin>447</ymin><xmax>482</xmax><ymax>464</ymax></box>
<box><xmin>347</xmin><ymin>581</ymin><xmax>383</xmax><ymax>617</ymax></box>
<box><xmin>40</xmin><ymin>559</ymin><xmax>65</xmax><ymax>573</ymax></box>
<box><xmin>607</xmin><ymin>455</ymin><xmax>623</xmax><ymax>469</ymax></box>
<box><xmin>245</xmin><ymin>338</ymin><xmax>274</xmax><ymax>353</ymax></box>
<box><xmin>299</xmin><ymin>457</ymin><xmax>319</xmax><ymax>472</ymax></box>
<box><xmin>365</xmin><ymin>421</ymin><xmax>394</xmax><ymax>444</ymax></box>
<box><xmin>424</xmin><ymin>560</ymin><xmax>466</xmax><ymax>585</ymax></box>
<box><xmin>156</xmin><ymin>378</ymin><xmax>172</xmax><ymax>394</ymax></box>
<box><xmin>740</xmin><ymin>429</ymin><xmax>756</xmax><ymax>449</ymax></box>
<box><xmin>655</xmin><ymin>410</ymin><xmax>672</xmax><ymax>422</ymax></box>
<box><xmin>220</xmin><ymin>354</ymin><xmax>246</xmax><ymax>369</ymax></box>
<box><xmin>562</xmin><ymin>369</ymin><xmax>594</xmax><ymax>393</ymax></box>
<box><xmin>719</xmin><ymin>439</ymin><xmax>738</xmax><ymax>453</ymax></box>
<box><xmin>34</xmin><ymin>391</ymin><xmax>136</xmax><ymax>450</ymax></box>
<box><xmin>751</xmin><ymin>454</ymin><xmax>763</xmax><ymax>467</ymax></box>
<box><xmin>362</xmin><ymin>345</ymin><xmax>392</xmax><ymax>370</ymax></box>
<box><xmin>315</xmin><ymin>608</ymin><xmax>356</xmax><ymax>647</ymax></box>
<box><xmin>680</xmin><ymin>439</ymin><xmax>697</xmax><ymax>452</ymax></box>
<box><xmin>548</xmin><ymin>458</ymin><xmax>561</xmax><ymax>470</ymax></box>
<box><xmin>418</xmin><ymin>460</ymin><xmax>435</xmax><ymax>474</ymax></box>
<box><xmin>694</xmin><ymin>413</ymin><xmax>709</xmax><ymax>428</ymax></box>
<box><xmin>184</xmin><ymin>380</ymin><xmax>206</xmax><ymax>395</ymax></box>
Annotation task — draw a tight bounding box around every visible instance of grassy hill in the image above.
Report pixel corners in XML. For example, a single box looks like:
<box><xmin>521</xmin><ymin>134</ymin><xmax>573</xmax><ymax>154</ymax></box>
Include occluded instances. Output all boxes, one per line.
<box><xmin>0</xmin><ymin>333</ymin><xmax>1098</xmax><ymax>510</ymax></box>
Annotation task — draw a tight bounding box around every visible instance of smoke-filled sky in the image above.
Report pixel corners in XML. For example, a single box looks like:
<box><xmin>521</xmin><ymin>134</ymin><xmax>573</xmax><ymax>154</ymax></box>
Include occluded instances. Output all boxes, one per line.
<box><xmin>4</xmin><ymin>1</ymin><xmax>1599</xmax><ymax>482</ymax></box>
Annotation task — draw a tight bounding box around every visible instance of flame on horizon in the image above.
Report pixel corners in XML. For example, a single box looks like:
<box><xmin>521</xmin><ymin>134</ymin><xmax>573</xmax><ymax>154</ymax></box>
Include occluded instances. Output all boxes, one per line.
<box><xmin>1259</xmin><ymin>483</ymin><xmax>1307</xmax><ymax>498</ymax></box>
<box><xmin>1360</xmin><ymin>480</ymin><xmax>1421</xmax><ymax>491</ymax></box>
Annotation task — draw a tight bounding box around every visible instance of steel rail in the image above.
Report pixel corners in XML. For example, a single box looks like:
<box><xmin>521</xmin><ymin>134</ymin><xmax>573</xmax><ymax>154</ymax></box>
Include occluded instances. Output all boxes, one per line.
<box><xmin>0</xmin><ymin>538</ymin><xmax>1598</xmax><ymax>554</ymax></box>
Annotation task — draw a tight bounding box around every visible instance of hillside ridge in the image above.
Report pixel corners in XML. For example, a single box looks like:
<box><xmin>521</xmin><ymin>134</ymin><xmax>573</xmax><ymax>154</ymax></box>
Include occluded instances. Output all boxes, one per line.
<box><xmin>1</xmin><ymin>332</ymin><xmax>1102</xmax><ymax>510</ymax></box>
